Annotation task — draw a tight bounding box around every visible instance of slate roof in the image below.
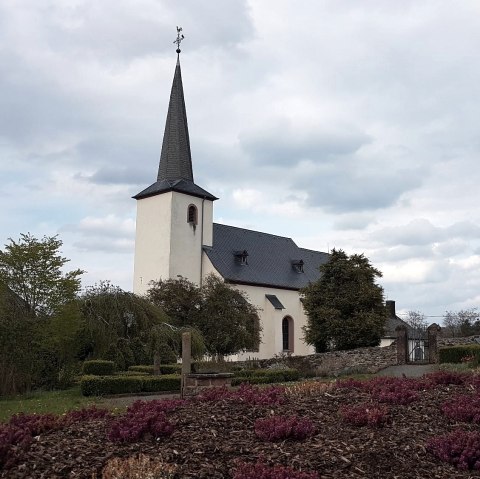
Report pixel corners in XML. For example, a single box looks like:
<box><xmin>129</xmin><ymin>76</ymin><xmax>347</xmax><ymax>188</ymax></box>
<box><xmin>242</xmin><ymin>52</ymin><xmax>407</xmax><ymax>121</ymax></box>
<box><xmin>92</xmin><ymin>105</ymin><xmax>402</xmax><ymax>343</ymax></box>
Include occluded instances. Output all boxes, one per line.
<box><xmin>133</xmin><ymin>179</ymin><xmax>217</xmax><ymax>201</ymax></box>
<box><xmin>383</xmin><ymin>315</ymin><xmax>413</xmax><ymax>338</ymax></box>
<box><xmin>204</xmin><ymin>223</ymin><xmax>329</xmax><ymax>290</ymax></box>
<box><xmin>133</xmin><ymin>58</ymin><xmax>216</xmax><ymax>201</ymax></box>
<box><xmin>158</xmin><ymin>59</ymin><xmax>193</xmax><ymax>182</ymax></box>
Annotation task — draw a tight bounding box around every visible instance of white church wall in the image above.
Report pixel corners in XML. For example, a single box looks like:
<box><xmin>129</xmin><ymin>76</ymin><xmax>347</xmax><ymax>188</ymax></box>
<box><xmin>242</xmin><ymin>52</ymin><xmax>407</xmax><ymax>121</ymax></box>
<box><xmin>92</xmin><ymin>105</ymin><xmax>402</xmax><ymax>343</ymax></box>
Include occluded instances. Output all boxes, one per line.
<box><xmin>133</xmin><ymin>192</ymin><xmax>173</xmax><ymax>296</ymax></box>
<box><xmin>202</xmin><ymin>256</ymin><xmax>315</xmax><ymax>360</ymax></box>
<box><xmin>169</xmin><ymin>193</ymin><xmax>213</xmax><ymax>285</ymax></box>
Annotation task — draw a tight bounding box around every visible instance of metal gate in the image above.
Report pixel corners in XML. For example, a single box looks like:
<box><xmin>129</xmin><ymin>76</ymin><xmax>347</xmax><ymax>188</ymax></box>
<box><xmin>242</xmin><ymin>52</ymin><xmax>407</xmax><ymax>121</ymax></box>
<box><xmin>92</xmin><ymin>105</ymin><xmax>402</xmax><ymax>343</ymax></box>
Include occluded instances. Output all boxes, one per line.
<box><xmin>407</xmin><ymin>326</ymin><xmax>429</xmax><ymax>363</ymax></box>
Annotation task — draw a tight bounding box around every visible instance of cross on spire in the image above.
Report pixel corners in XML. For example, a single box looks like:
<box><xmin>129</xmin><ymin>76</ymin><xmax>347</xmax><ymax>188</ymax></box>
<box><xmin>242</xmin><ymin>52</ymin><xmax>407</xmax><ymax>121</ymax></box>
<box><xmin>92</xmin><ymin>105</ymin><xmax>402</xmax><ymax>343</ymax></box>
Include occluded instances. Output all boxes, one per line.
<box><xmin>174</xmin><ymin>26</ymin><xmax>184</xmax><ymax>58</ymax></box>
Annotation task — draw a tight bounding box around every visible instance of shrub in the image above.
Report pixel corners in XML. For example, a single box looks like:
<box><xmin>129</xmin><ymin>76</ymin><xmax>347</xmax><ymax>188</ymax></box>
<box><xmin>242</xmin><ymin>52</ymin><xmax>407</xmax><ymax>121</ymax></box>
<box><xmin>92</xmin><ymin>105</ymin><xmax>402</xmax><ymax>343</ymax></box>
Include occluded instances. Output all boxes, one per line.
<box><xmin>339</xmin><ymin>403</ymin><xmax>388</xmax><ymax>427</ymax></box>
<box><xmin>372</xmin><ymin>387</ymin><xmax>418</xmax><ymax>405</ymax></box>
<box><xmin>8</xmin><ymin>413</ymin><xmax>60</xmax><ymax>435</ymax></box>
<box><xmin>141</xmin><ymin>375</ymin><xmax>181</xmax><ymax>392</ymax></box>
<box><xmin>0</xmin><ymin>424</ymin><xmax>32</xmax><ymax>469</ymax></box>
<box><xmin>439</xmin><ymin>345</ymin><xmax>480</xmax><ymax>365</ymax></box>
<box><xmin>233</xmin><ymin>368</ymin><xmax>299</xmax><ymax>385</ymax></box>
<box><xmin>102</xmin><ymin>454</ymin><xmax>176</xmax><ymax>479</ymax></box>
<box><xmin>129</xmin><ymin>365</ymin><xmax>154</xmax><ymax>375</ymax></box>
<box><xmin>80</xmin><ymin>375</ymin><xmax>143</xmax><ymax>396</ymax></box>
<box><xmin>442</xmin><ymin>395</ymin><xmax>480</xmax><ymax>423</ymax></box>
<box><xmin>107</xmin><ymin>399</ymin><xmax>183</xmax><ymax>443</ymax></box>
<box><xmin>80</xmin><ymin>374</ymin><xmax>181</xmax><ymax>396</ymax></box>
<box><xmin>233</xmin><ymin>459</ymin><xmax>319</xmax><ymax>479</ymax></box>
<box><xmin>63</xmin><ymin>406</ymin><xmax>112</xmax><ymax>424</ymax></box>
<box><xmin>255</xmin><ymin>415</ymin><xmax>316</xmax><ymax>441</ymax></box>
<box><xmin>427</xmin><ymin>430</ymin><xmax>480</xmax><ymax>470</ymax></box>
<box><xmin>82</xmin><ymin>360</ymin><xmax>115</xmax><ymax>376</ymax></box>
<box><xmin>425</xmin><ymin>370</ymin><xmax>469</xmax><ymax>386</ymax></box>
<box><xmin>286</xmin><ymin>380</ymin><xmax>334</xmax><ymax>397</ymax></box>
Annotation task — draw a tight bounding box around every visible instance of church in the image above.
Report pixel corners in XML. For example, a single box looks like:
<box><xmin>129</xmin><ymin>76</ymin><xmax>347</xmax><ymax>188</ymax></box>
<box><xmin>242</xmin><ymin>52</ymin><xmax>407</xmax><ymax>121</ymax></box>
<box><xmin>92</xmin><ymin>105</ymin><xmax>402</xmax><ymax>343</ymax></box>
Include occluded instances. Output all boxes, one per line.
<box><xmin>133</xmin><ymin>45</ymin><xmax>330</xmax><ymax>360</ymax></box>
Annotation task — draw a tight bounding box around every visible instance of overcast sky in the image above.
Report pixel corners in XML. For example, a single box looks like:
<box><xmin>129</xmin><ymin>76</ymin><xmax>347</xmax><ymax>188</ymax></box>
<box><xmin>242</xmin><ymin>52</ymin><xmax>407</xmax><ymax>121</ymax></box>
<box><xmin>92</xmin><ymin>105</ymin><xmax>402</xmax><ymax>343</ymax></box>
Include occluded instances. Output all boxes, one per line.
<box><xmin>1</xmin><ymin>0</ymin><xmax>480</xmax><ymax>320</ymax></box>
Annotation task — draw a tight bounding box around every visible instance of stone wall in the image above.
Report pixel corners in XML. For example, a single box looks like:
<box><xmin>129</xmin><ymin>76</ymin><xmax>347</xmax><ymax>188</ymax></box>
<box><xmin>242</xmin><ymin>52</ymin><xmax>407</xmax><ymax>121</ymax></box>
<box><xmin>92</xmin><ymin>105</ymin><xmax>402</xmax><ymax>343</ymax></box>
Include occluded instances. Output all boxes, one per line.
<box><xmin>438</xmin><ymin>335</ymin><xmax>480</xmax><ymax>347</ymax></box>
<box><xmin>235</xmin><ymin>344</ymin><xmax>397</xmax><ymax>377</ymax></box>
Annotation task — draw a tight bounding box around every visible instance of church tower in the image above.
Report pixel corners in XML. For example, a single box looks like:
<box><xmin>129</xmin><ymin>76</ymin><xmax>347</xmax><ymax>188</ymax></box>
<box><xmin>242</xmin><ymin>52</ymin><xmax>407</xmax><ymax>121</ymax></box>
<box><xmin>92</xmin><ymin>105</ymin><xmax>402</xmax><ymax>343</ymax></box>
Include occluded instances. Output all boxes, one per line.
<box><xmin>133</xmin><ymin>31</ymin><xmax>217</xmax><ymax>295</ymax></box>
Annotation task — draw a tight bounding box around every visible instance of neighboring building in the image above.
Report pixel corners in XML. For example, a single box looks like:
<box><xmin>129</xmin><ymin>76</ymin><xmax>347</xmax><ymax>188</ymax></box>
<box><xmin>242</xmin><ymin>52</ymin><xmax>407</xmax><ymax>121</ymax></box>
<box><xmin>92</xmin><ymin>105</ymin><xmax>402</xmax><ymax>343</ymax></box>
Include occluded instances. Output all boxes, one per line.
<box><xmin>133</xmin><ymin>51</ymin><xmax>329</xmax><ymax>359</ymax></box>
<box><xmin>380</xmin><ymin>300</ymin><xmax>412</xmax><ymax>347</ymax></box>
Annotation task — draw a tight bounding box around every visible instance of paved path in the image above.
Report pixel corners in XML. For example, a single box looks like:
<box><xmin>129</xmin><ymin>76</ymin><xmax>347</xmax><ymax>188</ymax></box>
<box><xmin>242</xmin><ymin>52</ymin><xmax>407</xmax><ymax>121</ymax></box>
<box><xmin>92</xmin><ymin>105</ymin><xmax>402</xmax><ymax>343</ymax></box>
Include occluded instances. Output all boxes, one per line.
<box><xmin>375</xmin><ymin>364</ymin><xmax>439</xmax><ymax>378</ymax></box>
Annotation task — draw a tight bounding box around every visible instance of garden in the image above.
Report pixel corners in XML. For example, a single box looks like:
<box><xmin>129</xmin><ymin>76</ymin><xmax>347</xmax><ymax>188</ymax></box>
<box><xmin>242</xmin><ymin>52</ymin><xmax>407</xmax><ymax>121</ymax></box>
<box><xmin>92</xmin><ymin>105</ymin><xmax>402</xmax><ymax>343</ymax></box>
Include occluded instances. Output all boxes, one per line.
<box><xmin>3</xmin><ymin>370</ymin><xmax>480</xmax><ymax>478</ymax></box>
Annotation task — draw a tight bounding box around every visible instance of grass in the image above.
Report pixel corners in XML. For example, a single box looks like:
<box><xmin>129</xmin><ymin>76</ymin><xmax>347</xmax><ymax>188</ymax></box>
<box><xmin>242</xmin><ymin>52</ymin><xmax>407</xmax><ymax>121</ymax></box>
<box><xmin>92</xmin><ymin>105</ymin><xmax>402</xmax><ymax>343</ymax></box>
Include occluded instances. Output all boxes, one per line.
<box><xmin>0</xmin><ymin>387</ymin><xmax>100</xmax><ymax>422</ymax></box>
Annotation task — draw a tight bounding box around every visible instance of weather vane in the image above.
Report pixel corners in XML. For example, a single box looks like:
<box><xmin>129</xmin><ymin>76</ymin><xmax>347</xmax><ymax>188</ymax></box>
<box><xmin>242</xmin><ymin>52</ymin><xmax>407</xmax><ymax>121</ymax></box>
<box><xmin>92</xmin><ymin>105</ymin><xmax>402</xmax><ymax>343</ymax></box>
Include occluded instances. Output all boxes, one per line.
<box><xmin>174</xmin><ymin>26</ymin><xmax>184</xmax><ymax>55</ymax></box>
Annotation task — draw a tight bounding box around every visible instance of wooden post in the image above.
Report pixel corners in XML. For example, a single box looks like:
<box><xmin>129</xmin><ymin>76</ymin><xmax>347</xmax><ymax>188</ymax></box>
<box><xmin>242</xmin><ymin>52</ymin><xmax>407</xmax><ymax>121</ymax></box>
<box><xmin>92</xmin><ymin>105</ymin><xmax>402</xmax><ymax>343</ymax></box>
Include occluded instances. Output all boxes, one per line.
<box><xmin>427</xmin><ymin>323</ymin><xmax>441</xmax><ymax>364</ymax></box>
<box><xmin>396</xmin><ymin>325</ymin><xmax>408</xmax><ymax>365</ymax></box>
<box><xmin>181</xmin><ymin>332</ymin><xmax>192</xmax><ymax>398</ymax></box>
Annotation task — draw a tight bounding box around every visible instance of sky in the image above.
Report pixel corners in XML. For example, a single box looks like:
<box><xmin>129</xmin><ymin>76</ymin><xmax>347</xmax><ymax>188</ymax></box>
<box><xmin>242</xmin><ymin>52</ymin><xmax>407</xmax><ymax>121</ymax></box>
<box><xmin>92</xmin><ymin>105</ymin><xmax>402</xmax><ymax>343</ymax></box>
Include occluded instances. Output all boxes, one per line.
<box><xmin>1</xmin><ymin>0</ymin><xmax>480</xmax><ymax>320</ymax></box>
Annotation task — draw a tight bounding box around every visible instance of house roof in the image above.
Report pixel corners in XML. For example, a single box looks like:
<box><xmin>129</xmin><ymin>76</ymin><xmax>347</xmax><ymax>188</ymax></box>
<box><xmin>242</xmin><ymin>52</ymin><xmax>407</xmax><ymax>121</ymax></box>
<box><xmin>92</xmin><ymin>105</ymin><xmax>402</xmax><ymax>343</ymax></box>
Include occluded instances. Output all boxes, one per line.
<box><xmin>133</xmin><ymin>178</ymin><xmax>217</xmax><ymax>201</ymax></box>
<box><xmin>204</xmin><ymin>223</ymin><xmax>329</xmax><ymax>290</ymax></box>
<box><xmin>383</xmin><ymin>315</ymin><xmax>413</xmax><ymax>338</ymax></box>
<box><xmin>133</xmin><ymin>57</ymin><xmax>216</xmax><ymax>201</ymax></box>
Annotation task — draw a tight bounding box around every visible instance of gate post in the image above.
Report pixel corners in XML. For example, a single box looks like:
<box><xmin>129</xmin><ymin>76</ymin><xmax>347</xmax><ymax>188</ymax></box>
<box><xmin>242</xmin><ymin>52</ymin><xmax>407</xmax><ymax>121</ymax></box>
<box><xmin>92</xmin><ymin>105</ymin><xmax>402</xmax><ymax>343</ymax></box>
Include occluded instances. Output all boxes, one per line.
<box><xmin>427</xmin><ymin>323</ymin><xmax>441</xmax><ymax>364</ymax></box>
<box><xmin>396</xmin><ymin>325</ymin><xmax>408</xmax><ymax>364</ymax></box>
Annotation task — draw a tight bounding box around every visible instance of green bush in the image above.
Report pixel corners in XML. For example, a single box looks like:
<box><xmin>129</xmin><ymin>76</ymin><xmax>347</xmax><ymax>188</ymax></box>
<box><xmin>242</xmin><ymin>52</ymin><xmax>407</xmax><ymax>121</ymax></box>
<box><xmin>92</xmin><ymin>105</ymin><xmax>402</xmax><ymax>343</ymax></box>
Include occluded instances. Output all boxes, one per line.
<box><xmin>128</xmin><ymin>364</ymin><xmax>182</xmax><ymax>375</ymax></box>
<box><xmin>233</xmin><ymin>368</ymin><xmax>299</xmax><ymax>384</ymax></box>
<box><xmin>80</xmin><ymin>375</ymin><xmax>143</xmax><ymax>396</ymax></box>
<box><xmin>129</xmin><ymin>365</ymin><xmax>154</xmax><ymax>375</ymax></box>
<box><xmin>141</xmin><ymin>374</ymin><xmax>181</xmax><ymax>392</ymax></box>
<box><xmin>439</xmin><ymin>345</ymin><xmax>480</xmax><ymax>364</ymax></box>
<box><xmin>80</xmin><ymin>374</ymin><xmax>181</xmax><ymax>396</ymax></box>
<box><xmin>82</xmin><ymin>360</ymin><xmax>115</xmax><ymax>376</ymax></box>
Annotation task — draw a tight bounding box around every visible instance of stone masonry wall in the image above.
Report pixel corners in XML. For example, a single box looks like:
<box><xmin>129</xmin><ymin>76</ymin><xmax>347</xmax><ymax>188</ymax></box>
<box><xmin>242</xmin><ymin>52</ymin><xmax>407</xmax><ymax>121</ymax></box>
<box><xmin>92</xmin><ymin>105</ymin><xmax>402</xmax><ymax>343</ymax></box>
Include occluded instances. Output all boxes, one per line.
<box><xmin>438</xmin><ymin>335</ymin><xmax>480</xmax><ymax>347</ymax></box>
<box><xmin>236</xmin><ymin>344</ymin><xmax>397</xmax><ymax>377</ymax></box>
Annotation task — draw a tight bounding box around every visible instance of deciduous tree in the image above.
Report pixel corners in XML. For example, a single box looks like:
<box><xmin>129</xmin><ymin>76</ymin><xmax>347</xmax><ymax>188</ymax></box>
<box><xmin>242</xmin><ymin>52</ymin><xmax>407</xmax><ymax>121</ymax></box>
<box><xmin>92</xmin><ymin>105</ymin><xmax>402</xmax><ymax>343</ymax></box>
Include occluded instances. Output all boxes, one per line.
<box><xmin>0</xmin><ymin>233</ymin><xmax>84</xmax><ymax>316</ymax></box>
<box><xmin>148</xmin><ymin>274</ymin><xmax>261</xmax><ymax>358</ymax></box>
<box><xmin>302</xmin><ymin>249</ymin><xmax>386</xmax><ymax>352</ymax></box>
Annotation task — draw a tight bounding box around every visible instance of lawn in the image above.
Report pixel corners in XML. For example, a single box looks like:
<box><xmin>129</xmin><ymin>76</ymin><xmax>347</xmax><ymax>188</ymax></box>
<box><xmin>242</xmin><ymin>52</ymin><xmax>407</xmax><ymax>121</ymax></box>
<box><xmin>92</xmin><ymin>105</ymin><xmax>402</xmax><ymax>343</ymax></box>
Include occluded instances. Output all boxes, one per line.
<box><xmin>0</xmin><ymin>387</ymin><xmax>99</xmax><ymax>422</ymax></box>
<box><xmin>2</xmin><ymin>371</ymin><xmax>480</xmax><ymax>478</ymax></box>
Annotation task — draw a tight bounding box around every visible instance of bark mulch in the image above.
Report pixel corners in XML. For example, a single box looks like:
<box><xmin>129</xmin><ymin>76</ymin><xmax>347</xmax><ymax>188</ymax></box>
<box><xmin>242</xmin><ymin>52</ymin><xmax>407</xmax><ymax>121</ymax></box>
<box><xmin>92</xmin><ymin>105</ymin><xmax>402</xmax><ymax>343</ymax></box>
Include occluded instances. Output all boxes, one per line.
<box><xmin>2</xmin><ymin>382</ymin><xmax>480</xmax><ymax>479</ymax></box>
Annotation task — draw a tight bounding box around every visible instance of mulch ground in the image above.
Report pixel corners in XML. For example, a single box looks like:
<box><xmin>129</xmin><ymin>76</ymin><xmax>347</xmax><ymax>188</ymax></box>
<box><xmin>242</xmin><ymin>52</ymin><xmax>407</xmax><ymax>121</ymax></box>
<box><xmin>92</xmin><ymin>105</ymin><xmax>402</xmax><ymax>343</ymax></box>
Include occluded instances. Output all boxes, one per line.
<box><xmin>2</xmin><ymin>382</ymin><xmax>480</xmax><ymax>479</ymax></box>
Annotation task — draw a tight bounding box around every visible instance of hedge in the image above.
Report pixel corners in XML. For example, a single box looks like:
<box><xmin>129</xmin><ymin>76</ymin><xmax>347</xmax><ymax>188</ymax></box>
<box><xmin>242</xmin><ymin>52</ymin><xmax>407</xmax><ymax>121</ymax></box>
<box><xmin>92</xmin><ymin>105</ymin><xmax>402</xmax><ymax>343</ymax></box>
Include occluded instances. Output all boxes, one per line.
<box><xmin>80</xmin><ymin>374</ymin><xmax>181</xmax><ymax>396</ymax></box>
<box><xmin>128</xmin><ymin>364</ymin><xmax>182</xmax><ymax>375</ymax></box>
<box><xmin>82</xmin><ymin>360</ymin><xmax>115</xmax><ymax>376</ymax></box>
<box><xmin>439</xmin><ymin>345</ymin><xmax>480</xmax><ymax>364</ymax></box>
<box><xmin>233</xmin><ymin>368</ymin><xmax>300</xmax><ymax>385</ymax></box>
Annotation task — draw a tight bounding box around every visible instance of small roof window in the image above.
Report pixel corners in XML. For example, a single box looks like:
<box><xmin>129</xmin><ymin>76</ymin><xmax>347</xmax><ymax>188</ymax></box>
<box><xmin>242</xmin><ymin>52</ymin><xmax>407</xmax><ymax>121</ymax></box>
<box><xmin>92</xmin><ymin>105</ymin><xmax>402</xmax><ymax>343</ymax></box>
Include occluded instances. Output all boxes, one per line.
<box><xmin>291</xmin><ymin>259</ymin><xmax>304</xmax><ymax>273</ymax></box>
<box><xmin>234</xmin><ymin>249</ymin><xmax>249</xmax><ymax>265</ymax></box>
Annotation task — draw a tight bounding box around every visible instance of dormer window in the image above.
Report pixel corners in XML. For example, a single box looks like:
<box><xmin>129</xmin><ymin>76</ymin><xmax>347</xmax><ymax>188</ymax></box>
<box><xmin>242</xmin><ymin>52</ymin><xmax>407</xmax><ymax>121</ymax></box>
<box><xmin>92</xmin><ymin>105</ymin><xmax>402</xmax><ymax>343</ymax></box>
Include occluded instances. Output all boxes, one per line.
<box><xmin>187</xmin><ymin>204</ymin><xmax>198</xmax><ymax>225</ymax></box>
<box><xmin>234</xmin><ymin>249</ymin><xmax>249</xmax><ymax>265</ymax></box>
<box><xmin>291</xmin><ymin>259</ymin><xmax>304</xmax><ymax>273</ymax></box>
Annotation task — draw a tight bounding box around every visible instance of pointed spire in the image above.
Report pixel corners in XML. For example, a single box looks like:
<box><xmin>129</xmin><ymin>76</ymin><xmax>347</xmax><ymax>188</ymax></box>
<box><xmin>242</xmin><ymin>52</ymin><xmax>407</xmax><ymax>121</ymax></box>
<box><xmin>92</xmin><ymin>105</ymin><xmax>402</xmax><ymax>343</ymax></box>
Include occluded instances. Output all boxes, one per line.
<box><xmin>157</xmin><ymin>28</ymin><xmax>193</xmax><ymax>182</ymax></box>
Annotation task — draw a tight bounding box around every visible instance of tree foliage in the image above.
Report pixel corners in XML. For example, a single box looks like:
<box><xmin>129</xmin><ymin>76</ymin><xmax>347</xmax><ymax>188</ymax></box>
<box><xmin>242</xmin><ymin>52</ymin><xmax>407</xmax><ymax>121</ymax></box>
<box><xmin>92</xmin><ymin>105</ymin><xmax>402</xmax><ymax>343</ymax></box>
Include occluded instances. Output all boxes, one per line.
<box><xmin>80</xmin><ymin>281</ymin><xmax>205</xmax><ymax>369</ymax></box>
<box><xmin>404</xmin><ymin>311</ymin><xmax>428</xmax><ymax>331</ymax></box>
<box><xmin>148</xmin><ymin>274</ymin><xmax>261</xmax><ymax>358</ymax></box>
<box><xmin>301</xmin><ymin>249</ymin><xmax>387</xmax><ymax>352</ymax></box>
<box><xmin>0</xmin><ymin>233</ymin><xmax>84</xmax><ymax>316</ymax></box>
<box><xmin>443</xmin><ymin>308</ymin><xmax>480</xmax><ymax>338</ymax></box>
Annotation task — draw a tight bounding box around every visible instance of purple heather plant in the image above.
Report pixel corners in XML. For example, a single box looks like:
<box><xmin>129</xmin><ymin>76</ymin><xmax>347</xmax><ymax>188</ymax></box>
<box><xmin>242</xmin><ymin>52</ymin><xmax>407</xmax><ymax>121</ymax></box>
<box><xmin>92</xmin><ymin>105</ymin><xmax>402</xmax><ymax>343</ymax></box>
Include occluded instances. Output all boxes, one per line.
<box><xmin>427</xmin><ymin>430</ymin><xmax>480</xmax><ymax>470</ymax></box>
<box><xmin>339</xmin><ymin>403</ymin><xmax>388</xmax><ymax>427</ymax></box>
<box><xmin>442</xmin><ymin>394</ymin><xmax>480</xmax><ymax>423</ymax></box>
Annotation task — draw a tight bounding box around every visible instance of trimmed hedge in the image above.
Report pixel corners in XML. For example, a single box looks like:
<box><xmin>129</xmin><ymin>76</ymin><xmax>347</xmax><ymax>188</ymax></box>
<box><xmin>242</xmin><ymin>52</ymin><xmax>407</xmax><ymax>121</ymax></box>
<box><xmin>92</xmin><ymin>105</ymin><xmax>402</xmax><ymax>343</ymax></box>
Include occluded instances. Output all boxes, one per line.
<box><xmin>439</xmin><ymin>345</ymin><xmax>480</xmax><ymax>364</ymax></box>
<box><xmin>233</xmin><ymin>368</ymin><xmax>300</xmax><ymax>385</ymax></box>
<box><xmin>128</xmin><ymin>364</ymin><xmax>182</xmax><ymax>375</ymax></box>
<box><xmin>82</xmin><ymin>360</ymin><xmax>115</xmax><ymax>376</ymax></box>
<box><xmin>80</xmin><ymin>374</ymin><xmax>181</xmax><ymax>396</ymax></box>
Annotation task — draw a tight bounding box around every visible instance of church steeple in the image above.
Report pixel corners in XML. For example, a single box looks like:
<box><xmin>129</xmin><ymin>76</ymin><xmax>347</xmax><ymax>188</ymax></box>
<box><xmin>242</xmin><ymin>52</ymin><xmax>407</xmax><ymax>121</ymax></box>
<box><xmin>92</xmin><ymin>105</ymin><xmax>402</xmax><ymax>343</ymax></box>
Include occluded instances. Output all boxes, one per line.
<box><xmin>133</xmin><ymin>28</ymin><xmax>216</xmax><ymax>202</ymax></box>
<box><xmin>157</xmin><ymin>58</ymin><xmax>194</xmax><ymax>182</ymax></box>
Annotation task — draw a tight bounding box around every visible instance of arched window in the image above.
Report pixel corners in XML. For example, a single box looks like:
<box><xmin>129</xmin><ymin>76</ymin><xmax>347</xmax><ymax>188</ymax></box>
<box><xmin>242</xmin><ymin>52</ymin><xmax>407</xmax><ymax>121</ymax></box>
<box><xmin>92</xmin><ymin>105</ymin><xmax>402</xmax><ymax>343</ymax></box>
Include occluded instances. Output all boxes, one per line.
<box><xmin>187</xmin><ymin>204</ymin><xmax>198</xmax><ymax>224</ymax></box>
<box><xmin>282</xmin><ymin>316</ymin><xmax>294</xmax><ymax>352</ymax></box>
